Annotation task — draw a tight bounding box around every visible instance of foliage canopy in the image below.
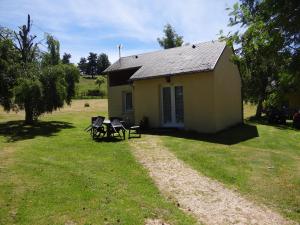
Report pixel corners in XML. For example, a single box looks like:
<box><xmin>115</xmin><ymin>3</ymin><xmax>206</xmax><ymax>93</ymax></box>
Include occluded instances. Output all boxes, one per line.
<box><xmin>0</xmin><ymin>15</ymin><xmax>79</xmax><ymax>123</ymax></box>
<box><xmin>157</xmin><ymin>24</ymin><xmax>184</xmax><ymax>49</ymax></box>
<box><xmin>220</xmin><ymin>0</ymin><xmax>300</xmax><ymax>117</ymax></box>
<box><xmin>77</xmin><ymin>52</ymin><xmax>110</xmax><ymax>78</ymax></box>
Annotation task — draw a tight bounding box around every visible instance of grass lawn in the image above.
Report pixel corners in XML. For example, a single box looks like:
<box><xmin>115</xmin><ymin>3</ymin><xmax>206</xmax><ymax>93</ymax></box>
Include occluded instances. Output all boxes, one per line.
<box><xmin>161</xmin><ymin>104</ymin><xmax>300</xmax><ymax>222</ymax></box>
<box><xmin>75</xmin><ymin>76</ymin><xmax>107</xmax><ymax>99</ymax></box>
<box><xmin>0</xmin><ymin>100</ymin><xmax>196</xmax><ymax>225</ymax></box>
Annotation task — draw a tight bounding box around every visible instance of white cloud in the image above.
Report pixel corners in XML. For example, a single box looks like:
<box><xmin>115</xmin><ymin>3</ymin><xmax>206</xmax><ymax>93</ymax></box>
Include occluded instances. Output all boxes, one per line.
<box><xmin>0</xmin><ymin>0</ymin><xmax>237</xmax><ymax>63</ymax></box>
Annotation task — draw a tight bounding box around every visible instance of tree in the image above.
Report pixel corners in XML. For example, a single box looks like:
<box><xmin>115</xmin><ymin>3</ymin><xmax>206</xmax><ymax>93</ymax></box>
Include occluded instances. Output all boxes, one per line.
<box><xmin>96</xmin><ymin>53</ymin><xmax>110</xmax><ymax>74</ymax></box>
<box><xmin>13</xmin><ymin>15</ymin><xmax>38</xmax><ymax>63</ymax></box>
<box><xmin>62</xmin><ymin>53</ymin><xmax>71</xmax><ymax>64</ymax></box>
<box><xmin>95</xmin><ymin>76</ymin><xmax>106</xmax><ymax>89</ymax></box>
<box><xmin>0</xmin><ymin>30</ymin><xmax>20</xmax><ymax>110</ymax></box>
<box><xmin>78</xmin><ymin>53</ymin><xmax>110</xmax><ymax>76</ymax></box>
<box><xmin>42</xmin><ymin>34</ymin><xmax>60</xmax><ymax>66</ymax></box>
<box><xmin>40</xmin><ymin>64</ymin><xmax>79</xmax><ymax>111</ymax></box>
<box><xmin>78</xmin><ymin>57</ymin><xmax>87</xmax><ymax>75</ymax></box>
<box><xmin>157</xmin><ymin>24</ymin><xmax>184</xmax><ymax>49</ymax></box>
<box><xmin>13</xmin><ymin>63</ymin><xmax>79</xmax><ymax>123</ymax></box>
<box><xmin>220</xmin><ymin>0</ymin><xmax>300</xmax><ymax>117</ymax></box>
<box><xmin>87</xmin><ymin>52</ymin><xmax>98</xmax><ymax>78</ymax></box>
<box><xmin>0</xmin><ymin>15</ymin><xmax>79</xmax><ymax>124</ymax></box>
<box><xmin>14</xmin><ymin>66</ymin><xmax>44</xmax><ymax>123</ymax></box>
<box><xmin>62</xmin><ymin>64</ymin><xmax>80</xmax><ymax>103</ymax></box>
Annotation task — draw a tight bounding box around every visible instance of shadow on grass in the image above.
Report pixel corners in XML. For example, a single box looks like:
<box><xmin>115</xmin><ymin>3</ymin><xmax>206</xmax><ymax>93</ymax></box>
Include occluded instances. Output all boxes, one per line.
<box><xmin>93</xmin><ymin>136</ymin><xmax>123</xmax><ymax>143</ymax></box>
<box><xmin>0</xmin><ymin>120</ymin><xmax>74</xmax><ymax>142</ymax></box>
<box><xmin>144</xmin><ymin>123</ymin><xmax>259</xmax><ymax>145</ymax></box>
<box><xmin>246</xmin><ymin>116</ymin><xmax>297</xmax><ymax>130</ymax></box>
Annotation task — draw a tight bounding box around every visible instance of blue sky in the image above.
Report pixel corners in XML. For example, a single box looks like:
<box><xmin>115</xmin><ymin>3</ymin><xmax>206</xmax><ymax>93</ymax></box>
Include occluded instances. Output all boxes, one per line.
<box><xmin>0</xmin><ymin>0</ymin><xmax>237</xmax><ymax>64</ymax></box>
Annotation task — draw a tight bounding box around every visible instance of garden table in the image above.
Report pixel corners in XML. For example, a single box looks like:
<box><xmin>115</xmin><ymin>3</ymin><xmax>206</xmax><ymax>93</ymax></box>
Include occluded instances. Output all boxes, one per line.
<box><xmin>103</xmin><ymin>119</ymin><xmax>125</xmax><ymax>138</ymax></box>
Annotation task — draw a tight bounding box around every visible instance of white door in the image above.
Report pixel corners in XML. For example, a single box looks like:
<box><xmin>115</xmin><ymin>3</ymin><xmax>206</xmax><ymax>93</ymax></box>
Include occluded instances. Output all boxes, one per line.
<box><xmin>161</xmin><ymin>86</ymin><xmax>184</xmax><ymax>127</ymax></box>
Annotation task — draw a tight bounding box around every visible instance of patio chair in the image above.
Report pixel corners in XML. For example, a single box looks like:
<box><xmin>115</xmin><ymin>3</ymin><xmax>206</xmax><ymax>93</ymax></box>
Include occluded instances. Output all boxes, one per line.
<box><xmin>128</xmin><ymin>125</ymin><xmax>141</xmax><ymax>138</ymax></box>
<box><xmin>109</xmin><ymin>117</ymin><xmax>126</xmax><ymax>140</ymax></box>
<box><xmin>86</xmin><ymin>116</ymin><xmax>106</xmax><ymax>139</ymax></box>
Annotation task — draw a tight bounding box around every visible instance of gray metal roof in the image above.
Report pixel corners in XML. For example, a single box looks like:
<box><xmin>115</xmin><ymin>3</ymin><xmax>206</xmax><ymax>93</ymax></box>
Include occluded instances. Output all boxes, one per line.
<box><xmin>104</xmin><ymin>41</ymin><xmax>226</xmax><ymax>80</ymax></box>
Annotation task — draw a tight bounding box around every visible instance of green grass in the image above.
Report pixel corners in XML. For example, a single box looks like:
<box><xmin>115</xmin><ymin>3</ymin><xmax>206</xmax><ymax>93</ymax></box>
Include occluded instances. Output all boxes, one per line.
<box><xmin>0</xmin><ymin>100</ymin><xmax>195</xmax><ymax>225</ymax></box>
<box><xmin>75</xmin><ymin>76</ymin><xmax>107</xmax><ymax>99</ymax></box>
<box><xmin>2</xmin><ymin>101</ymin><xmax>298</xmax><ymax>224</ymax></box>
<box><xmin>160</xmin><ymin>105</ymin><xmax>300</xmax><ymax>222</ymax></box>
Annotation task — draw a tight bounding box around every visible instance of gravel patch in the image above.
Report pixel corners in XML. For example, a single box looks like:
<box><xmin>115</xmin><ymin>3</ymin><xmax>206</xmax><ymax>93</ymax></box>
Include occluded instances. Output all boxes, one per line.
<box><xmin>130</xmin><ymin>135</ymin><xmax>294</xmax><ymax>225</ymax></box>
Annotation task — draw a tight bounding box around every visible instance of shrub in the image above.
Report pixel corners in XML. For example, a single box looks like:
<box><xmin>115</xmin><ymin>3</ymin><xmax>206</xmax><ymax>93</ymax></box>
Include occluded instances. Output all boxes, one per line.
<box><xmin>293</xmin><ymin>111</ymin><xmax>300</xmax><ymax>129</ymax></box>
<box><xmin>95</xmin><ymin>76</ymin><xmax>106</xmax><ymax>89</ymax></box>
<box><xmin>264</xmin><ymin>93</ymin><xmax>288</xmax><ymax>124</ymax></box>
<box><xmin>84</xmin><ymin>102</ymin><xmax>90</xmax><ymax>107</ymax></box>
<box><xmin>86</xmin><ymin>89</ymin><xmax>104</xmax><ymax>97</ymax></box>
<box><xmin>265</xmin><ymin>107</ymin><xmax>287</xmax><ymax>124</ymax></box>
<box><xmin>139</xmin><ymin>116</ymin><xmax>149</xmax><ymax>130</ymax></box>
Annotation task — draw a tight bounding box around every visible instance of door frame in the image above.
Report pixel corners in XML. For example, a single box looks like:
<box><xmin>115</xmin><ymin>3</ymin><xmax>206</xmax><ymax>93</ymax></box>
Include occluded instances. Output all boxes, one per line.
<box><xmin>160</xmin><ymin>84</ymin><xmax>184</xmax><ymax>128</ymax></box>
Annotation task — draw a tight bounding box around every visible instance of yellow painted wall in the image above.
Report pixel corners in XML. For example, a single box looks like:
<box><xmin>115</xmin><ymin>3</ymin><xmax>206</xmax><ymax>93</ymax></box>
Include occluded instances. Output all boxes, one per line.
<box><xmin>107</xmin><ymin>84</ymin><xmax>134</xmax><ymax>123</ymax></box>
<box><xmin>213</xmin><ymin>46</ymin><xmax>242</xmax><ymax>131</ymax></box>
<box><xmin>132</xmin><ymin>78</ymin><xmax>161</xmax><ymax>127</ymax></box>
<box><xmin>133</xmin><ymin>72</ymin><xmax>216</xmax><ymax>133</ymax></box>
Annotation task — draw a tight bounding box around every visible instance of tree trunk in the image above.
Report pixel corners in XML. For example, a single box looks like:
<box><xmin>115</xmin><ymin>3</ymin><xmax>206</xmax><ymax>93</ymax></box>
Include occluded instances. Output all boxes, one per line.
<box><xmin>25</xmin><ymin>105</ymin><xmax>34</xmax><ymax>124</ymax></box>
<box><xmin>255</xmin><ymin>98</ymin><xmax>264</xmax><ymax>118</ymax></box>
<box><xmin>255</xmin><ymin>79</ymin><xmax>268</xmax><ymax>118</ymax></box>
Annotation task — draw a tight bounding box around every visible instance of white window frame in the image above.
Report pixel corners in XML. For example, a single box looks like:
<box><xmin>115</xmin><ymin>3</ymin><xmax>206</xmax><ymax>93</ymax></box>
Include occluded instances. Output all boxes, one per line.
<box><xmin>160</xmin><ymin>85</ymin><xmax>184</xmax><ymax>128</ymax></box>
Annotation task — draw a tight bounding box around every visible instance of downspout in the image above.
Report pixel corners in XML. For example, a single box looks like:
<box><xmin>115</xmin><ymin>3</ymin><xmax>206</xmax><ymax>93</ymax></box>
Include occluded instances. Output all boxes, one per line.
<box><xmin>237</xmin><ymin>63</ymin><xmax>244</xmax><ymax>123</ymax></box>
<box><xmin>106</xmin><ymin>72</ymin><xmax>111</xmax><ymax>118</ymax></box>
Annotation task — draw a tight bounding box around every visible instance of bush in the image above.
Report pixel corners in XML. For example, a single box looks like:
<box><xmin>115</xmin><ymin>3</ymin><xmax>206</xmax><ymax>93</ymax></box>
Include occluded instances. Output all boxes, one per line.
<box><xmin>293</xmin><ymin>111</ymin><xmax>300</xmax><ymax>129</ymax></box>
<box><xmin>95</xmin><ymin>76</ymin><xmax>106</xmax><ymax>89</ymax></box>
<box><xmin>86</xmin><ymin>89</ymin><xmax>105</xmax><ymax>98</ymax></box>
<box><xmin>265</xmin><ymin>106</ymin><xmax>287</xmax><ymax>124</ymax></box>
<box><xmin>264</xmin><ymin>93</ymin><xmax>288</xmax><ymax>124</ymax></box>
<box><xmin>84</xmin><ymin>102</ymin><xmax>90</xmax><ymax>107</ymax></box>
<box><xmin>139</xmin><ymin>116</ymin><xmax>149</xmax><ymax>130</ymax></box>
<box><xmin>86</xmin><ymin>89</ymin><xmax>100</xmax><ymax>96</ymax></box>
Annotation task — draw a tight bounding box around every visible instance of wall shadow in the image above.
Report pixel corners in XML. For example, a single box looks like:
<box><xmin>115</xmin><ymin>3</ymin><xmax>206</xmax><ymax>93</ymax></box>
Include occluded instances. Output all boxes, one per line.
<box><xmin>0</xmin><ymin>120</ymin><xmax>74</xmax><ymax>142</ymax></box>
<box><xmin>144</xmin><ymin>123</ymin><xmax>259</xmax><ymax>145</ymax></box>
<box><xmin>246</xmin><ymin>116</ymin><xmax>297</xmax><ymax>130</ymax></box>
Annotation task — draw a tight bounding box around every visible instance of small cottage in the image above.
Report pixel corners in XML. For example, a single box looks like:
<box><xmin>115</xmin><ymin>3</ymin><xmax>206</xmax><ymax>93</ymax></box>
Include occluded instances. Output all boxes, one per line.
<box><xmin>104</xmin><ymin>41</ymin><xmax>242</xmax><ymax>133</ymax></box>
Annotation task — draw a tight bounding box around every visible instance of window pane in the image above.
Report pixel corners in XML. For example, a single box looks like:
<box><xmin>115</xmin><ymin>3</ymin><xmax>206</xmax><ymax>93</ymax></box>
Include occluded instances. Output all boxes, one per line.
<box><xmin>162</xmin><ymin>87</ymin><xmax>172</xmax><ymax>123</ymax></box>
<box><xmin>125</xmin><ymin>92</ymin><xmax>132</xmax><ymax>111</ymax></box>
<box><xmin>175</xmin><ymin>86</ymin><xmax>184</xmax><ymax>123</ymax></box>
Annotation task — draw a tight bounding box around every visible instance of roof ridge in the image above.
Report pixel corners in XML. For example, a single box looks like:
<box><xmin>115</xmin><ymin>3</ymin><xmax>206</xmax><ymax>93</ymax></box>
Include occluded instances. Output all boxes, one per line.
<box><xmin>119</xmin><ymin>40</ymin><xmax>224</xmax><ymax>60</ymax></box>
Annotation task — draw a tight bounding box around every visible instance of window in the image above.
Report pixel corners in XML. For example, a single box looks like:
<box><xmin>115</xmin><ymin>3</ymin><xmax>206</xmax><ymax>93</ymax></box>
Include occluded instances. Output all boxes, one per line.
<box><xmin>161</xmin><ymin>85</ymin><xmax>184</xmax><ymax>127</ymax></box>
<box><xmin>174</xmin><ymin>86</ymin><xmax>184</xmax><ymax>123</ymax></box>
<box><xmin>123</xmin><ymin>92</ymin><xmax>133</xmax><ymax>112</ymax></box>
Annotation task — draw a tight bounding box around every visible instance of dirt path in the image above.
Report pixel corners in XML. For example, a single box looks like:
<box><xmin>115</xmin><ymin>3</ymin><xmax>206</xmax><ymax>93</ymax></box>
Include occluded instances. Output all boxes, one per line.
<box><xmin>145</xmin><ymin>219</ymin><xmax>170</xmax><ymax>225</ymax></box>
<box><xmin>129</xmin><ymin>135</ymin><xmax>294</xmax><ymax>225</ymax></box>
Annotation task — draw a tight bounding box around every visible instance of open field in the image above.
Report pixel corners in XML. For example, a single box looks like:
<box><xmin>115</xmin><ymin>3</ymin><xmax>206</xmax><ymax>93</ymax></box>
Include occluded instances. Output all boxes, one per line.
<box><xmin>75</xmin><ymin>76</ymin><xmax>107</xmax><ymax>99</ymax></box>
<box><xmin>0</xmin><ymin>100</ymin><xmax>195</xmax><ymax>225</ymax></box>
<box><xmin>161</xmin><ymin>104</ymin><xmax>300</xmax><ymax>222</ymax></box>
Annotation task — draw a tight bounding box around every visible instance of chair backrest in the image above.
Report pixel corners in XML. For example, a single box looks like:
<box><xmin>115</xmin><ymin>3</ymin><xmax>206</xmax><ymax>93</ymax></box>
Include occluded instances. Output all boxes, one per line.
<box><xmin>110</xmin><ymin>117</ymin><xmax>123</xmax><ymax>127</ymax></box>
<box><xmin>91</xmin><ymin>116</ymin><xmax>98</xmax><ymax>123</ymax></box>
<box><xmin>92</xmin><ymin>116</ymin><xmax>105</xmax><ymax>127</ymax></box>
<box><xmin>121</xmin><ymin>116</ymin><xmax>132</xmax><ymax>129</ymax></box>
